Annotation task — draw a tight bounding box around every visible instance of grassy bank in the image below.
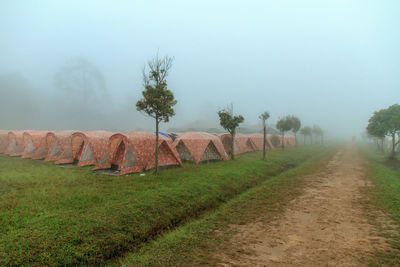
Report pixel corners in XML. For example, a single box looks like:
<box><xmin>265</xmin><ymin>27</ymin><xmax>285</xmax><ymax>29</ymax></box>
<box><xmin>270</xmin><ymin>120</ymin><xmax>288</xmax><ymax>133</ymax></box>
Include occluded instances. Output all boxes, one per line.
<box><xmin>111</xmin><ymin>147</ymin><xmax>335</xmax><ymax>266</ymax></box>
<box><xmin>0</xmin><ymin>146</ymin><xmax>326</xmax><ymax>266</ymax></box>
<box><xmin>361</xmin><ymin>148</ymin><xmax>400</xmax><ymax>266</ymax></box>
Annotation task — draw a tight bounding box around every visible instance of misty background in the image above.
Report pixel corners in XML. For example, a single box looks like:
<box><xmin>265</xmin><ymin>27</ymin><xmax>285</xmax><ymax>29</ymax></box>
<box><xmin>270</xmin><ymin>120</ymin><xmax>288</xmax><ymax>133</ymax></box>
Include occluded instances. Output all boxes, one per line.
<box><xmin>0</xmin><ymin>0</ymin><xmax>399</xmax><ymax>139</ymax></box>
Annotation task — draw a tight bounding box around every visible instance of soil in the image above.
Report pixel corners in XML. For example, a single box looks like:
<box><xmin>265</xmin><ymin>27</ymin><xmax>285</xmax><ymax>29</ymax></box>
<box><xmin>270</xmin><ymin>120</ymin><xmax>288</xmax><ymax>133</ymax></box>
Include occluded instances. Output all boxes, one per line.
<box><xmin>217</xmin><ymin>146</ymin><xmax>391</xmax><ymax>266</ymax></box>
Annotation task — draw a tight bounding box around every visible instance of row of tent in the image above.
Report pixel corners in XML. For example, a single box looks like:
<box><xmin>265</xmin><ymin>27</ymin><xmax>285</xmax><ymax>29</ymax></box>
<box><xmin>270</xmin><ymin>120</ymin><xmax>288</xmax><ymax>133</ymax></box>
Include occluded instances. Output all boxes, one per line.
<box><xmin>0</xmin><ymin>130</ymin><xmax>296</xmax><ymax>175</ymax></box>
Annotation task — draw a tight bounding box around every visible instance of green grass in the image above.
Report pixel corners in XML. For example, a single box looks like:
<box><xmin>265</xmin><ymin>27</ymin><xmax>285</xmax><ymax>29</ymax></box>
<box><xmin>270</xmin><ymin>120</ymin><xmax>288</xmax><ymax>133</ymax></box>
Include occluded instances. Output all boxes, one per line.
<box><xmin>361</xmin><ymin>148</ymin><xmax>400</xmax><ymax>266</ymax></box>
<box><xmin>0</xmin><ymin>146</ymin><xmax>326</xmax><ymax>266</ymax></box>
<box><xmin>111</xmin><ymin>147</ymin><xmax>335</xmax><ymax>266</ymax></box>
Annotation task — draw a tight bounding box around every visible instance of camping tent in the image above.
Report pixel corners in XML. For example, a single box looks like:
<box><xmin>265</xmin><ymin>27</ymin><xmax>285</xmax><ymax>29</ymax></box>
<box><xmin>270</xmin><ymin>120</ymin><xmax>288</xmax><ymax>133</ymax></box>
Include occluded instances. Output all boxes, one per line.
<box><xmin>93</xmin><ymin>131</ymin><xmax>182</xmax><ymax>175</ymax></box>
<box><xmin>31</xmin><ymin>131</ymin><xmax>74</xmax><ymax>161</ymax></box>
<box><xmin>248</xmin><ymin>133</ymin><xmax>273</xmax><ymax>151</ymax></box>
<box><xmin>267</xmin><ymin>134</ymin><xmax>282</xmax><ymax>149</ymax></box>
<box><xmin>0</xmin><ymin>131</ymin><xmax>9</xmax><ymax>153</ymax></box>
<box><xmin>6</xmin><ymin>131</ymin><xmax>25</xmax><ymax>156</ymax></box>
<box><xmin>173</xmin><ymin>132</ymin><xmax>228</xmax><ymax>164</ymax></box>
<box><xmin>56</xmin><ymin>131</ymin><xmax>113</xmax><ymax>167</ymax></box>
<box><xmin>284</xmin><ymin>135</ymin><xmax>297</xmax><ymax>147</ymax></box>
<box><xmin>218</xmin><ymin>133</ymin><xmax>257</xmax><ymax>155</ymax></box>
<box><xmin>22</xmin><ymin>131</ymin><xmax>49</xmax><ymax>158</ymax></box>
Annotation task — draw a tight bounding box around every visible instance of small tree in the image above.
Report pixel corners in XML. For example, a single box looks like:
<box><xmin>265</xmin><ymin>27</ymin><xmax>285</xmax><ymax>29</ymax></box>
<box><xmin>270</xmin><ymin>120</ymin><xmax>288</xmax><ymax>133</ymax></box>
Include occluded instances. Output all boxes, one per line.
<box><xmin>136</xmin><ymin>55</ymin><xmax>177</xmax><ymax>173</ymax></box>
<box><xmin>300</xmin><ymin>126</ymin><xmax>311</xmax><ymax>145</ymax></box>
<box><xmin>259</xmin><ymin>111</ymin><xmax>270</xmax><ymax>159</ymax></box>
<box><xmin>312</xmin><ymin>125</ymin><xmax>324</xmax><ymax>145</ymax></box>
<box><xmin>276</xmin><ymin>116</ymin><xmax>292</xmax><ymax>150</ymax></box>
<box><xmin>366</xmin><ymin>110</ymin><xmax>386</xmax><ymax>152</ymax></box>
<box><xmin>218</xmin><ymin>107</ymin><xmax>244</xmax><ymax>160</ymax></box>
<box><xmin>289</xmin><ymin>116</ymin><xmax>301</xmax><ymax>145</ymax></box>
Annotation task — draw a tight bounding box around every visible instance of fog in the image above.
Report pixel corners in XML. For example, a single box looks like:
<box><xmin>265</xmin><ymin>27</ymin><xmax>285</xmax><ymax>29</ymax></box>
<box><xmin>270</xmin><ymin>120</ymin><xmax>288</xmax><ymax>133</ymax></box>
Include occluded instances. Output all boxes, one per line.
<box><xmin>0</xmin><ymin>1</ymin><xmax>399</xmax><ymax>139</ymax></box>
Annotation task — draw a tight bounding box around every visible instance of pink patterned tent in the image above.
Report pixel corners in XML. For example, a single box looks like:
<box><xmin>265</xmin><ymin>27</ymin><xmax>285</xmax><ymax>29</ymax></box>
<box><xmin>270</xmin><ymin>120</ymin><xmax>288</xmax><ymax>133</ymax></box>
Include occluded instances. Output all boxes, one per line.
<box><xmin>0</xmin><ymin>131</ymin><xmax>8</xmax><ymax>153</ymax></box>
<box><xmin>21</xmin><ymin>131</ymin><xmax>49</xmax><ymax>158</ymax></box>
<box><xmin>56</xmin><ymin>131</ymin><xmax>113</xmax><ymax>167</ymax></box>
<box><xmin>218</xmin><ymin>133</ymin><xmax>257</xmax><ymax>155</ymax></box>
<box><xmin>267</xmin><ymin>134</ymin><xmax>282</xmax><ymax>149</ymax></box>
<box><xmin>248</xmin><ymin>133</ymin><xmax>273</xmax><ymax>151</ymax></box>
<box><xmin>284</xmin><ymin>135</ymin><xmax>296</xmax><ymax>147</ymax></box>
<box><xmin>31</xmin><ymin>131</ymin><xmax>74</xmax><ymax>161</ymax></box>
<box><xmin>93</xmin><ymin>131</ymin><xmax>182</xmax><ymax>175</ymax></box>
<box><xmin>173</xmin><ymin>132</ymin><xmax>228</xmax><ymax>164</ymax></box>
<box><xmin>6</xmin><ymin>131</ymin><xmax>25</xmax><ymax>156</ymax></box>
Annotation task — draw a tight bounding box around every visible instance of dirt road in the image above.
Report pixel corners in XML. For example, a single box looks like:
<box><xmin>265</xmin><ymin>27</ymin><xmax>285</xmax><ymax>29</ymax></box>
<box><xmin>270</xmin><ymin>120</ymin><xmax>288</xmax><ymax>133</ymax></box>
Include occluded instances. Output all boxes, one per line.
<box><xmin>218</xmin><ymin>147</ymin><xmax>389</xmax><ymax>266</ymax></box>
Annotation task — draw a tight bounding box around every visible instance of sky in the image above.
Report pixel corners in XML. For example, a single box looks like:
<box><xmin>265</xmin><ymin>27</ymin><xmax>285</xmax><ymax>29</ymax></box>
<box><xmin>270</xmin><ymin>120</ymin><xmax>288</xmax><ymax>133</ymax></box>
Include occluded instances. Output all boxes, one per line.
<box><xmin>0</xmin><ymin>0</ymin><xmax>399</xmax><ymax>138</ymax></box>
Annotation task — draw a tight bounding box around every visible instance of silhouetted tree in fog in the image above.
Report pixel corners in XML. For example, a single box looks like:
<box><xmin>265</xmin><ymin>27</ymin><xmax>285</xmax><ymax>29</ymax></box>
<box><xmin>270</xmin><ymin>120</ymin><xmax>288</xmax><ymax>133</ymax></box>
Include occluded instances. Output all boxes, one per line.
<box><xmin>276</xmin><ymin>116</ymin><xmax>292</xmax><ymax>150</ymax></box>
<box><xmin>218</xmin><ymin>106</ymin><xmax>244</xmax><ymax>160</ymax></box>
<box><xmin>259</xmin><ymin>111</ymin><xmax>270</xmax><ymax>159</ymax></box>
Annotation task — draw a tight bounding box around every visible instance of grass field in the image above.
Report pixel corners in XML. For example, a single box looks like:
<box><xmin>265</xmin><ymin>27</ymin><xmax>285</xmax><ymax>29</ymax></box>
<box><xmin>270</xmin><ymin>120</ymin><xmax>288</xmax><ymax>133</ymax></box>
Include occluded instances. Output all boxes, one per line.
<box><xmin>0</xmin><ymin>146</ymin><xmax>327</xmax><ymax>266</ymax></box>
<box><xmin>112</xmin><ymin>146</ymin><xmax>335</xmax><ymax>266</ymax></box>
<box><xmin>361</xmin><ymin>148</ymin><xmax>400</xmax><ymax>266</ymax></box>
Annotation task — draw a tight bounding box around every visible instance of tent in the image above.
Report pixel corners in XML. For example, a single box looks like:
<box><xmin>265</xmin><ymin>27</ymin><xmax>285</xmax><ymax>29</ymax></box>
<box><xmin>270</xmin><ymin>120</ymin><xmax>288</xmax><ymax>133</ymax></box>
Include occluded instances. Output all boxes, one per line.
<box><xmin>6</xmin><ymin>131</ymin><xmax>25</xmax><ymax>156</ymax></box>
<box><xmin>21</xmin><ymin>131</ymin><xmax>49</xmax><ymax>158</ymax></box>
<box><xmin>0</xmin><ymin>131</ymin><xmax>9</xmax><ymax>153</ymax></box>
<box><xmin>56</xmin><ymin>131</ymin><xmax>113</xmax><ymax>167</ymax></box>
<box><xmin>173</xmin><ymin>132</ymin><xmax>228</xmax><ymax>164</ymax></box>
<box><xmin>93</xmin><ymin>131</ymin><xmax>182</xmax><ymax>175</ymax></box>
<box><xmin>248</xmin><ymin>133</ymin><xmax>273</xmax><ymax>151</ymax></box>
<box><xmin>268</xmin><ymin>134</ymin><xmax>282</xmax><ymax>149</ymax></box>
<box><xmin>31</xmin><ymin>131</ymin><xmax>75</xmax><ymax>161</ymax></box>
<box><xmin>218</xmin><ymin>133</ymin><xmax>257</xmax><ymax>155</ymax></box>
<box><xmin>284</xmin><ymin>135</ymin><xmax>297</xmax><ymax>147</ymax></box>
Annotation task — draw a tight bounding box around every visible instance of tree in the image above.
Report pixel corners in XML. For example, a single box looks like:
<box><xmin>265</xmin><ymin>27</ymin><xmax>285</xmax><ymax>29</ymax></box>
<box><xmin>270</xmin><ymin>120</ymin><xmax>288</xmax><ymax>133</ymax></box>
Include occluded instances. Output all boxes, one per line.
<box><xmin>300</xmin><ymin>126</ymin><xmax>311</xmax><ymax>145</ymax></box>
<box><xmin>312</xmin><ymin>125</ymin><xmax>324</xmax><ymax>145</ymax></box>
<box><xmin>276</xmin><ymin>116</ymin><xmax>292</xmax><ymax>150</ymax></box>
<box><xmin>259</xmin><ymin>111</ymin><xmax>270</xmax><ymax>159</ymax></box>
<box><xmin>218</xmin><ymin>107</ymin><xmax>244</xmax><ymax>160</ymax></box>
<box><xmin>289</xmin><ymin>116</ymin><xmax>301</xmax><ymax>145</ymax></box>
<box><xmin>367</xmin><ymin>104</ymin><xmax>400</xmax><ymax>158</ymax></box>
<box><xmin>54</xmin><ymin>57</ymin><xmax>107</xmax><ymax>105</ymax></box>
<box><xmin>136</xmin><ymin>55</ymin><xmax>177</xmax><ymax>173</ymax></box>
<box><xmin>366</xmin><ymin>110</ymin><xmax>387</xmax><ymax>152</ymax></box>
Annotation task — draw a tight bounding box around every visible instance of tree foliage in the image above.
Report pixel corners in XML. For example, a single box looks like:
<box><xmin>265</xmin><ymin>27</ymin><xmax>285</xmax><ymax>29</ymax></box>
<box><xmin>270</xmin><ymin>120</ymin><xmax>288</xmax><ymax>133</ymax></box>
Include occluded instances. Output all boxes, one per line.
<box><xmin>276</xmin><ymin>116</ymin><xmax>292</xmax><ymax>150</ymax></box>
<box><xmin>218</xmin><ymin>107</ymin><xmax>244</xmax><ymax>160</ymax></box>
<box><xmin>367</xmin><ymin>104</ymin><xmax>400</xmax><ymax>158</ymax></box>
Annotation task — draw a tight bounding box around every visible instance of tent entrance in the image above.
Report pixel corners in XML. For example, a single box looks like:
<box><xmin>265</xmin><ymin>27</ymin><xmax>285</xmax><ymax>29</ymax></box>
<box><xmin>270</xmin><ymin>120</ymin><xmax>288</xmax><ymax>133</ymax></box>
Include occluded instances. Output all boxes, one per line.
<box><xmin>176</xmin><ymin>141</ymin><xmax>194</xmax><ymax>162</ymax></box>
<box><xmin>200</xmin><ymin>142</ymin><xmax>222</xmax><ymax>162</ymax></box>
<box><xmin>222</xmin><ymin>136</ymin><xmax>232</xmax><ymax>153</ymax></box>
<box><xmin>72</xmin><ymin>136</ymin><xmax>85</xmax><ymax>164</ymax></box>
<box><xmin>111</xmin><ymin>140</ymin><xmax>125</xmax><ymax>170</ymax></box>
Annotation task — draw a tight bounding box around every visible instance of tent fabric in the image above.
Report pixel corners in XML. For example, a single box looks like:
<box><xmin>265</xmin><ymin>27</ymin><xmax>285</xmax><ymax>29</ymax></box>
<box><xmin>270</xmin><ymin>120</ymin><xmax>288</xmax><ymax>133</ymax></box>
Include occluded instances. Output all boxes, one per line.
<box><xmin>21</xmin><ymin>131</ymin><xmax>49</xmax><ymax>158</ymax></box>
<box><xmin>284</xmin><ymin>135</ymin><xmax>297</xmax><ymax>147</ymax></box>
<box><xmin>248</xmin><ymin>133</ymin><xmax>273</xmax><ymax>151</ymax></box>
<box><xmin>267</xmin><ymin>134</ymin><xmax>282</xmax><ymax>149</ymax></box>
<box><xmin>31</xmin><ymin>131</ymin><xmax>74</xmax><ymax>161</ymax></box>
<box><xmin>56</xmin><ymin>131</ymin><xmax>113</xmax><ymax>167</ymax></box>
<box><xmin>6</xmin><ymin>131</ymin><xmax>25</xmax><ymax>156</ymax></box>
<box><xmin>93</xmin><ymin>131</ymin><xmax>182</xmax><ymax>175</ymax></box>
<box><xmin>218</xmin><ymin>133</ymin><xmax>257</xmax><ymax>155</ymax></box>
<box><xmin>0</xmin><ymin>131</ymin><xmax>9</xmax><ymax>153</ymax></box>
<box><xmin>172</xmin><ymin>132</ymin><xmax>228</xmax><ymax>164</ymax></box>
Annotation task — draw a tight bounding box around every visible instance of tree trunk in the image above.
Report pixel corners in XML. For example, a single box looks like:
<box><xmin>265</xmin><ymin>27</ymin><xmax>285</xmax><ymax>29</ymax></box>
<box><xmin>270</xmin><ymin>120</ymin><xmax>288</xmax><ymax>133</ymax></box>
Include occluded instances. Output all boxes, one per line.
<box><xmin>231</xmin><ymin>131</ymin><xmax>235</xmax><ymax>160</ymax></box>
<box><xmin>155</xmin><ymin>118</ymin><xmax>159</xmax><ymax>173</ymax></box>
<box><xmin>263</xmin><ymin>124</ymin><xmax>266</xmax><ymax>159</ymax></box>
<box><xmin>391</xmin><ymin>133</ymin><xmax>396</xmax><ymax>159</ymax></box>
<box><xmin>281</xmin><ymin>132</ymin><xmax>285</xmax><ymax>151</ymax></box>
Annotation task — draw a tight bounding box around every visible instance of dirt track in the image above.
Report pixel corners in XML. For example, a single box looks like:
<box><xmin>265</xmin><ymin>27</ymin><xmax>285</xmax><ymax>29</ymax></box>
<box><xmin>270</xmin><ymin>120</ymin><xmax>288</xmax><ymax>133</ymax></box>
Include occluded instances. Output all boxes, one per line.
<box><xmin>218</xmin><ymin>146</ymin><xmax>389</xmax><ymax>266</ymax></box>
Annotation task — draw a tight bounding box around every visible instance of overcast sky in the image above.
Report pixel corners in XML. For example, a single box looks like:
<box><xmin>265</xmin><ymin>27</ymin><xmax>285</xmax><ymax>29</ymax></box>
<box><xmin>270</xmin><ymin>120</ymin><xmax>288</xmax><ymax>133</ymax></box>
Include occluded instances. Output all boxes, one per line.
<box><xmin>0</xmin><ymin>0</ymin><xmax>399</xmax><ymax>138</ymax></box>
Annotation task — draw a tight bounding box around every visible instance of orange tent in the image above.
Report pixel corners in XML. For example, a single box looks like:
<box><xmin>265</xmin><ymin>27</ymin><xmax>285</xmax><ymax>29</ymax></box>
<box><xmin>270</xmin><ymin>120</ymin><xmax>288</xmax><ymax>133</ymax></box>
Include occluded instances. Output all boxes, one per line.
<box><xmin>173</xmin><ymin>132</ymin><xmax>228</xmax><ymax>164</ymax></box>
<box><xmin>93</xmin><ymin>131</ymin><xmax>182</xmax><ymax>175</ymax></box>
<box><xmin>31</xmin><ymin>131</ymin><xmax>75</xmax><ymax>161</ymax></box>
<box><xmin>218</xmin><ymin>133</ymin><xmax>256</xmax><ymax>155</ymax></box>
<box><xmin>0</xmin><ymin>131</ymin><xmax>8</xmax><ymax>153</ymax></box>
<box><xmin>56</xmin><ymin>131</ymin><xmax>113</xmax><ymax>167</ymax></box>
<box><xmin>22</xmin><ymin>131</ymin><xmax>49</xmax><ymax>158</ymax></box>
<box><xmin>6</xmin><ymin>131</ymin><xmax>25</xmax><ymax>156</ymax></box>
<box><xmin>248</xmin><ymin>133</ymin><xmax>273</xmax><ymax>151</ymax></box>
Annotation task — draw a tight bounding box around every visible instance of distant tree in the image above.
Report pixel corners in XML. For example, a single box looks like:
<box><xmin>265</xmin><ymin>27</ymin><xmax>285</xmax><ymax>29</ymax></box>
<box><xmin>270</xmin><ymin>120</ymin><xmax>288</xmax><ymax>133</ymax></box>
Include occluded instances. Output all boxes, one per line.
<box><xmin>136</xmin><ymin>55</ymin><xmax>177</xmax><ymax>173</ymax></box>
<box><xmin>367</xmin><ymin>104</ymin><xmax>400</xmax><ymax>158</ymax></box>
<box><xmin>366</xmin><ymin>110</ymin><xmax>387</xmax><ymax>152</ymax></box>
<box><xmin>289</xmin><ymin>116</ymin><xmax>301</xmax><ymax>145</ymax></box>
<box><xmin>300</xmin><ymin>126</ymin><xmax>312</xmax><ymax>145</ymax></box>
<box><xmin>259</xmin><ymin>111</ymin><xmax>270</xmax><ymax>159</ymax></box>
<box><xmin>276</xmin><ymin>116</ymin><xmax>292</xmax><ymax>150</ymax></box>
<box><xmin>54</xmin><ymin>57</ymin><xmax>107</xmax><ymax>104</ymax></box>
<box><xmin>218</xmin><ymin>106</ymin><xmax>244</xmax><ymax>160</ymax></box>
<box><xmin>312</xmin><ymin>125</ymin><xmax>324</xmax><ymax>145</ymax></box>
